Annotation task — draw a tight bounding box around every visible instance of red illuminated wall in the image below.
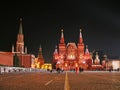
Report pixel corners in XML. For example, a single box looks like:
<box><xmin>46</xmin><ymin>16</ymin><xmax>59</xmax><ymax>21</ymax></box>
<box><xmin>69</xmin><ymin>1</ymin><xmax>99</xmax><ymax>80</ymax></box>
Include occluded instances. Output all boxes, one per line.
<box><xmin>0</xmin><ymin>52</ymin><xmax>13</xmax><ymax>66</ymax></box>
<box><xmin>18</xmin><ymin>54</ymin><xmax>32</xmax><ymax>68</ymax></box>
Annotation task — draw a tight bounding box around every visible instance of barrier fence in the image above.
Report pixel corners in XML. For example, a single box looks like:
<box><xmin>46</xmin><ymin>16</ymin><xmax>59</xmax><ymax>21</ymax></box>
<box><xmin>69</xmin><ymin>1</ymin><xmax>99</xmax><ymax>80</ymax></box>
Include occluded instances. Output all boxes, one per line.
<box><xmin>0</xmin><ymin>66</ymin><xmax>48</xmax><ymax>74</ymax></box>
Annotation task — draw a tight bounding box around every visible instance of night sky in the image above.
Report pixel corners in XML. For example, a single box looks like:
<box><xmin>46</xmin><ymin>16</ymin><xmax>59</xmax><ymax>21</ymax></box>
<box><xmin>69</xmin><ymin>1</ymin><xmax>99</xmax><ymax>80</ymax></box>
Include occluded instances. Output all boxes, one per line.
<box><xmin>0</xmin><ymin>1</ymin><xmax>120</xmax><ymax>62</ymax></box>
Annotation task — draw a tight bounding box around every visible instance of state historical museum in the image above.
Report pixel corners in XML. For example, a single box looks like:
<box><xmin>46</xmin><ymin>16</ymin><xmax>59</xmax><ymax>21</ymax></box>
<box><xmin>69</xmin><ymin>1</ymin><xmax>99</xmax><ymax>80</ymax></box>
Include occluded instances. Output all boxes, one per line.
<box><xmin>53</xmin><ymin>29</ymin><xmax>93</xmax><ymax>70</ymax></box>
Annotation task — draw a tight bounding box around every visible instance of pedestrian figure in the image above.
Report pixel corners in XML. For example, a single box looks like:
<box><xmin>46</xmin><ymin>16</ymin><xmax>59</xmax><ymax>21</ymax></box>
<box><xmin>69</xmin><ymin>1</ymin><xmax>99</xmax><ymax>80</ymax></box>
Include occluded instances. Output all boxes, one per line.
<box><xmin>0</xmin><ymin>67</ymin><xmax>1</xmax><ymax>74</ymax></box>
<box><xmin>50</xmin><ymin>69</ymin><xmax>52</xmax><ymax>73</ymax></box>
<box><xmin>56</xmin><ymin>68</ymin><xmax>60</xmax><ymax>73</ymax></box>
<box><xmin>4</xmin><ymin>68</ymin><xmax>6</xmax><ymax>73</ymax></box>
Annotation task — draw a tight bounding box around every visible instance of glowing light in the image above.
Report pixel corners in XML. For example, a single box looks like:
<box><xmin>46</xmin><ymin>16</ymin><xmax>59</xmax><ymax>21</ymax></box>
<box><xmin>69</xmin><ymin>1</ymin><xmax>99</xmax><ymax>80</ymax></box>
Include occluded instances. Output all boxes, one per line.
<box><xmin>65</xmin><ymin>63</ymin><xmax>67</xmax><ymax>67</ymax></box>
<box><xmin>83</xmin><ymin>61</ymin><xmax>86</xmax><ymax>64</ymax></box>
<box><xmin>57</xmin><ymin>61</ymin><xmax>60</xmax><ymax>64</ymax></box>
<box><xmin>75</xmin><ymin>63</ymin><xmax>78</xmax><ymax>67</ymax></box>
<box><xmin>112</xmin><ymin>61</ymin><xmax>120</xmax><ymax>69</ymax></box>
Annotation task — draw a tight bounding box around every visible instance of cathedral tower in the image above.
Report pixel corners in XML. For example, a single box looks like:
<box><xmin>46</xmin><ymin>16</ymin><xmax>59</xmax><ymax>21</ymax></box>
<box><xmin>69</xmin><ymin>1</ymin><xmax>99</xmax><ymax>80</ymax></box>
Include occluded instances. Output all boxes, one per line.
<box><xmin>16</xmin><ymin>18</ymin><xmax>24</xmax><ymax>53</ymax></box>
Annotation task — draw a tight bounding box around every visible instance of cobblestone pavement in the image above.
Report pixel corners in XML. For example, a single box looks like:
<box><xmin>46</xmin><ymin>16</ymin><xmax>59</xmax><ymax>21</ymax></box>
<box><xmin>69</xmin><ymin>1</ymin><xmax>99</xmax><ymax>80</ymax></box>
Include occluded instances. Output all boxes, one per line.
<box><xmin>0</xmin><ymin>71</ymin><xmax>120</xmax><ymax>90</ymax></box>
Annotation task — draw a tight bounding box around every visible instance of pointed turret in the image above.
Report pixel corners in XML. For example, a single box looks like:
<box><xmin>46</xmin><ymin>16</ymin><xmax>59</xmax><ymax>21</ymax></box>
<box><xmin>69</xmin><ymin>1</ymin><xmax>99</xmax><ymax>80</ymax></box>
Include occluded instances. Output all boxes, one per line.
<box><xmin>12</xmin><ymin>44</ymin><xmax>14</xmax><ymax>53</ymax></box>
<box><xmin>85</xmin><ymin>45</ymin><xmax>90</xmax><ymax>54</ymax></box>
<box><xmin>79</xmin><ymin>29</ymin><xmax>83</xmax><ymax>44</ymax></box>
<box><xmin>60</xmin><ymin>29</ymin><xmax>65</xmax><ymax>44</ymax></box>
<box><xmin>37</xmin><ymin>44</ymin><xmax>44</xmax><ymax>66</ymax></box>
<box><xmin>54</xmin><ymin>45</ymin><xmax>58</xmax><ymax>54</ymax></box>
<box><xmin>77</xmin><ymin>29</ymin><xmax>84</xmax><ymax>55</ymax></box>
<box><xmin>38</xmin><ymin>45</ymin><xmax>43</xmax><ymax>58</ymax></box>
<box><xmin>25</xmin><ymin>46</ymin><xmax>27</xmax><ymax>54</ymax></box>
<box><xmin>16</xmin><ymin>18</ymin><xmax>24</xmax><ymax>53</ymax></box>
<box><xmin>53</xmin><ymin>45</ymin><xmax>59</xmax><ymax>60</ymax></box>
<box><xmin>19</xmin><ymin>18</ymin><xmax>23</xmax><ymax>34</ymax></box>
<box><xmin>59</xmin><ymin>29</ymin><xmax>66</xmax><ymax>55</ymax></box>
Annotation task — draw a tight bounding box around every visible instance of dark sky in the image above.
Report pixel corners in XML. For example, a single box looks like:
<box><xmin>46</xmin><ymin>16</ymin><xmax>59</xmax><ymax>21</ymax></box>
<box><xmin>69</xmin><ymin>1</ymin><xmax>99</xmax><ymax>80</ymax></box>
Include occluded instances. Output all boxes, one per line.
<box><xmin>0</xmin><ymin>0</ymin><xmax>120</xmax><ymax>62</ymax></box>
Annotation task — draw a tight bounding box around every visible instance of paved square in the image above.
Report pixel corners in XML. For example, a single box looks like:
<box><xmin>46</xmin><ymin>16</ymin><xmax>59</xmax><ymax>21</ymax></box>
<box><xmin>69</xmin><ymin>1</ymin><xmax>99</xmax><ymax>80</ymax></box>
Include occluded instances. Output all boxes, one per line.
<box><xmin>0</xmin><ymin>71</ymin><xmax>120</xmax><ymax>90</ymax></box>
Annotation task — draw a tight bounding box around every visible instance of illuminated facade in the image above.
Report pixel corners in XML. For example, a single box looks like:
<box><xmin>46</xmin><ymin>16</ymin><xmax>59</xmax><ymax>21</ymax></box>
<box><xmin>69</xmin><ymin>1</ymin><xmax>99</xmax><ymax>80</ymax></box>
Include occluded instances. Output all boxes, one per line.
<box><xmin>31</xmin><ymin>45</ymin><xmax>44</xmax><ymax>68</ymax></box>
<box><xmin>53</xmin><ymin>29</ymin><xmax>93</xmax><ymax>70</ymax></box>
<box><xmin>105</xmin><ymin>59</ymin><xmax>120</xmax><ymax>70</ymax></box>
<box><xmin>41</xmin><ymin>63</ymin><xmax>52</xmax><ymax>70</ymax></box>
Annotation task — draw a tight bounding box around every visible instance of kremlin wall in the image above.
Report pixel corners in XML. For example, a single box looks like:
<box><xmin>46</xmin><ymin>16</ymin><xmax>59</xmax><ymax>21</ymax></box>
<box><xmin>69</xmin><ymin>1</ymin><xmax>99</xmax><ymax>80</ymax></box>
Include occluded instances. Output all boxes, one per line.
<box><xmin>0</xmin><ymin>18</ymin><xmax>120</xmax><ymax>71</ymax></box>
<box><xmin>0</xmin><ymin>18</ymin><xmax>46</xmax><ymax>69</ymax></box>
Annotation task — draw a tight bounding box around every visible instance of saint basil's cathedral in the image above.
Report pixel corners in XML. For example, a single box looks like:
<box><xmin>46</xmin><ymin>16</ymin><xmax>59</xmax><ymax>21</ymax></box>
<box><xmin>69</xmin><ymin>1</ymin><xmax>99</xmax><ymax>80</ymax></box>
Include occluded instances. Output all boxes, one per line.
<box><xmin>53</xmin><ymin>29</ymin><xmax>102</xmax><ymax>70</ymax></box>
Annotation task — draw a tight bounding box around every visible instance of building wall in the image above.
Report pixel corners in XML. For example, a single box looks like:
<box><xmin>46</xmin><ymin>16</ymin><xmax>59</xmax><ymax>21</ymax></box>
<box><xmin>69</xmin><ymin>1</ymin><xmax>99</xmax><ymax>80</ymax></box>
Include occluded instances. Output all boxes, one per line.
<box><xmin>109</xmin><ymin>60</ymin><xmax>120</xmax><ymax>70</ymax></box>
<box><xmin>18</xmin><ymin>54</ymin><xmax>34</xmax><ymax>68</ymax></box>
<box><xmin>112</xmin><ymin>61</ymin><xmax>120</xmax><ymax>69</ymax></box>
<box><xmin>0</xmin><ymin>52</ymin><xmax>13</xmax><ymax>66</ymax></box>
<box><xmin>53</xmin><ymin>43</ymin><xmax>92</xmax><ymax>70</ymax></box>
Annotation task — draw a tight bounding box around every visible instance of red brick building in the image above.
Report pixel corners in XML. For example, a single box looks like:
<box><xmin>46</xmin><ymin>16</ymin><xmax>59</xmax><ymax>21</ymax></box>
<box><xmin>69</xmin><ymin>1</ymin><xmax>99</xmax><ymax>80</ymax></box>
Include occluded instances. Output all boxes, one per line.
<box><xmin>52</xmin><ymin>29</ymin><xmax>106</xmax><ymax>71</ymax></box>
<box><xmin>0</xmin><ymin>18</ymin><xmax>35</xmax><ymax>68</ymax></box>
<box><xmin>53</xmin><ymin>29</ymin><xmax>93</xmax><ymax>70</ymax></box>
<box><xmin>0</xmin><ymin>52</ymin><xmax>13</xmax><ymax>66</ymax></box>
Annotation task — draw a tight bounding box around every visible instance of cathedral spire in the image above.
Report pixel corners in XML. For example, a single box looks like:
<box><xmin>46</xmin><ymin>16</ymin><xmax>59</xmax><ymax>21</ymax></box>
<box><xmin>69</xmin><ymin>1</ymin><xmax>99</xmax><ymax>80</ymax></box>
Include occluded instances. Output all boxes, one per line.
<box><xmin>79</xmin><ymin>29</ymin><xmax>83</xmax><ymax>44</ymax></box>
<box><xmin>19</xmin><ymin>18</ymin><xmax>23</xmax><ymax>34</ymax></box>
<box><xmin>60</xmin><ymin>29</ymin><xmax>65</xmax><ymax>44</ymax></box>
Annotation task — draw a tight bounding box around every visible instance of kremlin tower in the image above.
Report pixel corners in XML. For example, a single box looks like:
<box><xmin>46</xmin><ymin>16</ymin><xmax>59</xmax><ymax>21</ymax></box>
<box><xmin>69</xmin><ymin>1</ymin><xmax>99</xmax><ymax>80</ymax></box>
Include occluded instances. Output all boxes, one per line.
<box><xmin>13</xmin><ymin>18</ymin><xmax>35</xmax><ymax>68</ymax></box>
<box><xmin>16</xmin><ymin>18</ymin><xmax>24</xmax><ymax>53</ymax></box>
<box><xmin>0</xmin><ymin>18</ymin><xmax>35</xmax><ymax>68</ymax></box>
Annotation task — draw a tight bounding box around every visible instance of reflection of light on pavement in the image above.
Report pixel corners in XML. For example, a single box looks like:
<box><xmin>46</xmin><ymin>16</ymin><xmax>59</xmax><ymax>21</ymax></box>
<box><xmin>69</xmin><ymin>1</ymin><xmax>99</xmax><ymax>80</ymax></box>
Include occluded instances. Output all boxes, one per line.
<box><xmin>45</xmin><ymin>80</ymin><xmax>53</xmax><ymax>86</ymax></box>
<box><xmin>64</xmin><ymin>72</ymin><xmax>70</xmax><ymax>90</ymax></box>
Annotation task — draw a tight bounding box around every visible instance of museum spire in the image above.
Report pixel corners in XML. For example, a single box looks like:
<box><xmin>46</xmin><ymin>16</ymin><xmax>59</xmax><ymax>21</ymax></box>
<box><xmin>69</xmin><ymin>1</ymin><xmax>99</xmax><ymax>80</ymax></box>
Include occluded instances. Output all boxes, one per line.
<box><xmin>54</xmin><ymin>45</ymin><xmax>58</xmax><ymax>54</ymax></box>
<box><xmin>85</xmin><ymin>45</ymin><xmax>90</xmax><ymax>54</ymax></box>
<box><xmin>60</xmin><ymin>29</ymin><xmax>65</xmax><ymax>44</ymax></box>
<box><xmin>79</xmin><ymin>29</ymin><xmax>83</xmax><ymax>44</ymax></box>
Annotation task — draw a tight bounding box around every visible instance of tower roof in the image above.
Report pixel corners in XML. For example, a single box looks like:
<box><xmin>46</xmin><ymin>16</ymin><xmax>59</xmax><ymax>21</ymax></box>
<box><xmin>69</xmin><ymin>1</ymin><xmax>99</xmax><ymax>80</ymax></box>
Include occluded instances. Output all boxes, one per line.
<box><xmin>19</xmin><ymin>18</ymin><xmax>23</xmax><ymax>34</ymax></box>
<box><xmin>80</xmin><ymin>29</ymin><xmax>82</xmax><ymax>38</ymax></box>
<box><xmin>38</xmin><ymin>44</ymin><xmax>43</xmax><ymax>58</ymax></box>
<box><xmin>61</xmin><ymin>29</ymin><xmax>64</xmax><ymax>38</ymax></box>
<box><xmin>54</xmin><ymin>45</ymin><xmax>58</xmax><ymax>54</ymax></box>
<box><xmin>60</xmin><ymin>29</ymin><xmax>65</xmax><ymax>44</ymax></box>
<box><xmin>79</xmin><ymin>29</ymin><xmax>83</xmax><ymax>44</ymax></box>
<box><xmin>85</xmin><ymin>45</ymin><xmax>90</xmax><ymax>54</ymax></box>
